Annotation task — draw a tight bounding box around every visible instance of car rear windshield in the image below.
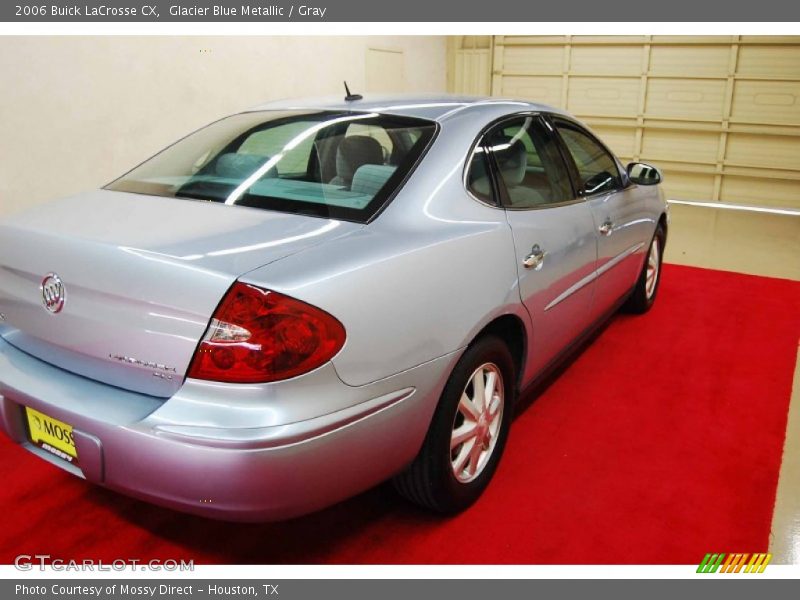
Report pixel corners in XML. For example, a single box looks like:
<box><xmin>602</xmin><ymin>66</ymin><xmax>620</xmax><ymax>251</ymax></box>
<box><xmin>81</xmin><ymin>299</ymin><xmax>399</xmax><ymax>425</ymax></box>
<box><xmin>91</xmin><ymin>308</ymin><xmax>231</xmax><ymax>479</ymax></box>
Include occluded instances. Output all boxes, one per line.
<box><xmin>106</xmin><ymin>110</ymin><xmax>437</xmax><ymax>222</ymax></box>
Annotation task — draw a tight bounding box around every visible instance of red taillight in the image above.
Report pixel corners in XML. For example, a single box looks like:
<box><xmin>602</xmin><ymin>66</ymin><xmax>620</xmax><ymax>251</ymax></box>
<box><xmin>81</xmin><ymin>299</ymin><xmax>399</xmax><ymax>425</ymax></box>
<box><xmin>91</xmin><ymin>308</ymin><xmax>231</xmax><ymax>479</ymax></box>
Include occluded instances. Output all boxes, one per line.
<box><xmin>187</xmin><ymin>283</ymin><xmax>346</xmax><ymax>384</ymax></box>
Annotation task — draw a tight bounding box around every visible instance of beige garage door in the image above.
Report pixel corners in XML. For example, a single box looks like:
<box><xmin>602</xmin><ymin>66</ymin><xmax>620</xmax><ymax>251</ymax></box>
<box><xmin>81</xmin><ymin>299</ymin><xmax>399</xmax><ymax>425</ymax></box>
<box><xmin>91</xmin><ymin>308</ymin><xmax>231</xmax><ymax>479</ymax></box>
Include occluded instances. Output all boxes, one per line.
<box><xmin>465</xmin><ymin>36</ymin><xmax>800</xmax><ymax>209</ymax></box>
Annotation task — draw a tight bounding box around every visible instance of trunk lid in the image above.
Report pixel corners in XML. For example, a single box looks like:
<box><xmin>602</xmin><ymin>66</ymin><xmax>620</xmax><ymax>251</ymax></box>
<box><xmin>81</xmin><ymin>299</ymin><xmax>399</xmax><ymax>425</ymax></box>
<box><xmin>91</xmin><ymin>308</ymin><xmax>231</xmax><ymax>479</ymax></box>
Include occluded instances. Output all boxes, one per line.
<box><xmin>0</xmin><ymin>190</ymin><xmax>359</xmax><ymax>397</ymax></box>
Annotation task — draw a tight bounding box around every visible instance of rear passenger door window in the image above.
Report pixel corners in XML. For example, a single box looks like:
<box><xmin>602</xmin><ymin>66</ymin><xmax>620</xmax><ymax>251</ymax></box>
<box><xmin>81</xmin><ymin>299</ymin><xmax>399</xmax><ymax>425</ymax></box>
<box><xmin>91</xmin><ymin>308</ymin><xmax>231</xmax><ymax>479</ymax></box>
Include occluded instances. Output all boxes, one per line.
<box><xmin>553</xmin><ymin>120</ymin><xmax>622</xmax><ymax>196</ymax></box>
<box><xmin>470</xmin><ymin>116</ymin><xmax>574</xmax><ymax>209</ymax></box>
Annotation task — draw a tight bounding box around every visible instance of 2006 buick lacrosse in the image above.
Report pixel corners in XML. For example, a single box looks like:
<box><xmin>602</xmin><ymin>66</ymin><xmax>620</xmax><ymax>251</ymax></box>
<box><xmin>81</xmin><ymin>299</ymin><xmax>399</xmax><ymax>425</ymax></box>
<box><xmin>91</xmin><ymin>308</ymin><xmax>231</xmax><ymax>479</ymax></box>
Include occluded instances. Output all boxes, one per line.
<box><xmin>0</xmin><ymin>94</ymin><xmax>667</xmax><ymax>521</ymax></box>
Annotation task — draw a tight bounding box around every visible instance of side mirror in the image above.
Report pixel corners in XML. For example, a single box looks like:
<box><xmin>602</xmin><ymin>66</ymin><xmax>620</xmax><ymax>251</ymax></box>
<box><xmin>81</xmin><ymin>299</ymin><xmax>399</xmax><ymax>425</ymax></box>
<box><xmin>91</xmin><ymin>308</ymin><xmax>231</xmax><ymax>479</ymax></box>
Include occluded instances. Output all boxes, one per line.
<box><xmin>626</xmin><ymin>162</ymin><xmax>662</xmax><ymax>186</ymax></box>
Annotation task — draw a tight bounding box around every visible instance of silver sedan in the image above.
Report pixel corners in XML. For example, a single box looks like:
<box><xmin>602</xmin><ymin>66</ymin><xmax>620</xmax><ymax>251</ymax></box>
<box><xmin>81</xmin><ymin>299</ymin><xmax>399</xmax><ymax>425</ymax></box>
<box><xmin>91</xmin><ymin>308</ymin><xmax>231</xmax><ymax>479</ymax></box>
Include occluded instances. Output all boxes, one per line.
<box><xmin>0</xmin><ymin>95</ymin><xmax>667</xmax><ymax>521</ymax></box>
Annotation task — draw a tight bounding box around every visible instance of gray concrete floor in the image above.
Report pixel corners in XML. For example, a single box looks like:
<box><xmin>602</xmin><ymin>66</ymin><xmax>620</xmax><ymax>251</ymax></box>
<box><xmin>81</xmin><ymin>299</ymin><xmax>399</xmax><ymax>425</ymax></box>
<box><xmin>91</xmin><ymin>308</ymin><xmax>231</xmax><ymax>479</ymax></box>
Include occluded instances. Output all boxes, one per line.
<box><xmin>664</xmin><ymin>201</ymin><xmax>800</xmax><ymax>564</ymax></box>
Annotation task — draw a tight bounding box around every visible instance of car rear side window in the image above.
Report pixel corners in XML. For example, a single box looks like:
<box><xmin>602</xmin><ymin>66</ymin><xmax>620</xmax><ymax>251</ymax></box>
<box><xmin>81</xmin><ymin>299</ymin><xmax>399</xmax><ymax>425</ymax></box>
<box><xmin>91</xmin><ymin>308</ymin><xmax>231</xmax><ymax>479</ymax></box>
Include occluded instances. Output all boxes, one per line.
<box><xmin>468</xmin><ymin>115</ymin><xmax>574</xmax><ymax>209</ymax></box>
<box><xmin>554</xmin><ymin>121</ymin><xmax>622</xmax><ymax>196</ymax></box>
<box><xmin>466</xmin><ymin>146</ymin><xmax>496</xmax><ymax>204</ymax></box>
<box><xmin>106</xmin><ymin>110</ymin><xmax>437</xmax><ymax>223</ymax></box>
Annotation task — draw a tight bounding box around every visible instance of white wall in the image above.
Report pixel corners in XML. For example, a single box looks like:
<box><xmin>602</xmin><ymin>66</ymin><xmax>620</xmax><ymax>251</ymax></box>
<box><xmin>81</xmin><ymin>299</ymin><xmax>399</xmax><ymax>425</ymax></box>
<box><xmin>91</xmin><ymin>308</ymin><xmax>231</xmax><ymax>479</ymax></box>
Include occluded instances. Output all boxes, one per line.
<box><xmin>0</xmin><ymin>36</ymin><xmax>447</xmax><ymax>216</ymax></box>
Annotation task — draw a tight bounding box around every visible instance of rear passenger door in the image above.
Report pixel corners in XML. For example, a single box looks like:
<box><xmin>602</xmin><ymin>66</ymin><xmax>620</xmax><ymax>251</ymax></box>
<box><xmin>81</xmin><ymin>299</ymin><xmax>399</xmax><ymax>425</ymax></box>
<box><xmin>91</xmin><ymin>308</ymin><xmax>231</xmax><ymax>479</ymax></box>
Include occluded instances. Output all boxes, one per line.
<box><xmin>472</xmin><ymin>115</ymin><xmax>598</xmax><ymax>377</ymax></box>
<box><xmin>550</xmin><ymin>117</ymin><xmax>649</xmax><ymax>319</ymax></box>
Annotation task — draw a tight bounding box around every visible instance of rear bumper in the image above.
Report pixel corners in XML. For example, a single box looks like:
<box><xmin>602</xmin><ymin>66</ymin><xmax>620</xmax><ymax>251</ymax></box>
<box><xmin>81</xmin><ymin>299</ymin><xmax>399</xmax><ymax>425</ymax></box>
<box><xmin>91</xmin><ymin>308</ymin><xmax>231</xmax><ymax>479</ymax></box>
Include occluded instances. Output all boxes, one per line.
<box><xmin>0</xmin><ymin>336</ymin><xmax>455</xmax><ymax>521</ymax></box>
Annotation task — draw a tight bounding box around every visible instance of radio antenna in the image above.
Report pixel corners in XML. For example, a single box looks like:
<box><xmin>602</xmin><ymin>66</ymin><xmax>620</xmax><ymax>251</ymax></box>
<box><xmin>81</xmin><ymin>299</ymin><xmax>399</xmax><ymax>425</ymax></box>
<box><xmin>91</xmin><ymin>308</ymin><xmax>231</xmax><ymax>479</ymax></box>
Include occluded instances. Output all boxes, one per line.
<box><xmin>344</xmin><ymin>81</ymin><xmax>363</xmax><ymax>102</ymax></box>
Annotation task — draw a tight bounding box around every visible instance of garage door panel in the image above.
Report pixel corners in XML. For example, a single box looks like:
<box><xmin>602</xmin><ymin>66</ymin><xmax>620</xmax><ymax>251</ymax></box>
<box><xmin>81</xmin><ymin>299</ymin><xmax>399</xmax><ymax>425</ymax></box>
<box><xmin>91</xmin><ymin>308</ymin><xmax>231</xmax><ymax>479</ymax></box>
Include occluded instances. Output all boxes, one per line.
<box><xmin>502</xmin><ymin>46</ymin><xmax>563</xmax><ymax>75</ymax></box>
<box><xmin>567</xmin><ymin>77</ymin><xmax>640</xmax><ymax>116</ymax></box>
<box><xmin>503</xmin><ymin>36</ymin><xmax>568</xmax><ymax>45</ymax></box>
<box><xmin>662</xmin><ymin>171</ymin><xmax>716</xmax><ymax>201</ymax></box>
<box><xmin>651</xmin><ymin>35</ymin><xmax>737</xmax><ymax>44</ymax></box>
<box><xmin>726</xmin><ymin>133</ymin><xmax>800</xmax><ymax>171</ymax></box>
<box><xmin>737</xmin><ymin>45</ymin><xmax>800</xmax><ymax>79</ymax></box>
<box><xmin>731</xmin><ymin>80</ymin><xmax>800</xmax><ymax>125</ymax></box>
<box><xmin>645</xmin><ymin>78</ymin><xmax>727</xmax><ymax>121</ymax></box>
<box><xmin>578</xmin><ymin>36</ymin><xmax>647</xmax><ymax>44</ymax></box>
<box><xmin>570</xmin><ymin>46</ymin><xmax>642</xmax><ymax>76</ymax></box>
<box><xmin>641</xmin><ymin>129</ymin><xmax>719</xmax><ymax>165</ymax></box>
<box><xmin>720</xmin><ymin>176</ymin><xmax>800</xmax><ymax>208</ymax></box>
<box><xmin>500</xmin><ymin>75</ymin><xmax>562</xmax><ymax>106</ymax></box>
<box><xmin>589</xmin><ymin>126</ymin><xmax>636</xmax><ymax>158</ymax></box>
<box><xmin>649</xmin><ymin>45</ymin><xmax>730</xmax><ymax>78</ymax></box>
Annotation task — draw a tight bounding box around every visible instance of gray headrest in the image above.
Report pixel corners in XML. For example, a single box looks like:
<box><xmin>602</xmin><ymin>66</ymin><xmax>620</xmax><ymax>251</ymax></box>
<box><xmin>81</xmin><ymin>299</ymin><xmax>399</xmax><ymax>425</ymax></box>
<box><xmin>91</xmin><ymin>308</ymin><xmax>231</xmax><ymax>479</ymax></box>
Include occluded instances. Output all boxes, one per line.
<box><xmin>216</xmin><ymin>153</ymin><xmax>276</xmax><ymax>180</ymax></box>
<box><xmin>335</xmin><ymin>136</ymin><xmax>384</xmax><ymax>185</ymax></box>
<box><xmin>351</xmin><ymin>164</ymin><xmax>397</xmax><ymax>197</ymax></box>
<box><xmin>495</xmin><ymin>139</ymin><xmax>527</xmax><ymax>187</ymax></box>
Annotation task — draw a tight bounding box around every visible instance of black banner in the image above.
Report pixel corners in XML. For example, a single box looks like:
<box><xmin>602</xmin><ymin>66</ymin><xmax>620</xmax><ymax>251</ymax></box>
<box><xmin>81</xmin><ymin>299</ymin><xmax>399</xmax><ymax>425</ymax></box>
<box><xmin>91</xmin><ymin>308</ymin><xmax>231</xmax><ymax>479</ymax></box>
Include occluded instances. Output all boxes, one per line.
<box><xmin>5</xmin><ymin>580</ymin><xmax>800</xmax><ymax>600</ymax></box>
<box><xmin>2</xmin><ymin>0</ymin><xmax>799</xmax><ymax>22</ymax></box>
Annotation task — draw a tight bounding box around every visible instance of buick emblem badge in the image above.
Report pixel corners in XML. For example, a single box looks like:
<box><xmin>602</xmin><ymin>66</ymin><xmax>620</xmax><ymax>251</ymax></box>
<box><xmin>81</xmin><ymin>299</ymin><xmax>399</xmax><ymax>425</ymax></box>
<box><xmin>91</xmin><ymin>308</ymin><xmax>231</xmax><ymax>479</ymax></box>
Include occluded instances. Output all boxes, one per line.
<box><xmin>41</xmin><ymin>273</ymin><xmax>66</xmax><ymax>314</ymax></box>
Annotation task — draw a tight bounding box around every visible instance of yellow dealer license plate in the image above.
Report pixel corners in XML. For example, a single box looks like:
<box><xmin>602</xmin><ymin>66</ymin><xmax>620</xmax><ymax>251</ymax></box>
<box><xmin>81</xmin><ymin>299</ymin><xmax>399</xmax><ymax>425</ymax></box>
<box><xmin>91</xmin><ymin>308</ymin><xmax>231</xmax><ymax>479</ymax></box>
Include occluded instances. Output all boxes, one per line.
<box><xmin>25</xmin><ymin>407</ymin><xmax>78</xmax><ymax>464</ymax></box>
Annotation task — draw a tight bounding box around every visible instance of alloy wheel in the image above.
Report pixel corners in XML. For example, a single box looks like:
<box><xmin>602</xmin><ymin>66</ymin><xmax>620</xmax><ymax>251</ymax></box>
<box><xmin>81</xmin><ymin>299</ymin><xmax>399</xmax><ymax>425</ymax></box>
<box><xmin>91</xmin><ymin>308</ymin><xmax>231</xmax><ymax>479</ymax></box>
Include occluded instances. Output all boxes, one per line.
<box><xmin>645</xmin><ymin>237</ymin><xmax>661</xmax><ymax>299</ymax></box>
<box><xmin>450</xmin><ymin>363</ymin><xmax>505</xmax><ymax>484</ymax></box>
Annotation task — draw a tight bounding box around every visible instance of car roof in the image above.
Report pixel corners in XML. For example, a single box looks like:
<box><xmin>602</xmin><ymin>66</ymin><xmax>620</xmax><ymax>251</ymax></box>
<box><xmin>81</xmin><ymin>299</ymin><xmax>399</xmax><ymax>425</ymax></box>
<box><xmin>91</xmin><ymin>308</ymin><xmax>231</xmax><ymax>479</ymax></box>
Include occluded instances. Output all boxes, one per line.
<box><xmin>248</xmin><ymin>94</ymin><xmax>567</xmax><ymax>123</ymax></box>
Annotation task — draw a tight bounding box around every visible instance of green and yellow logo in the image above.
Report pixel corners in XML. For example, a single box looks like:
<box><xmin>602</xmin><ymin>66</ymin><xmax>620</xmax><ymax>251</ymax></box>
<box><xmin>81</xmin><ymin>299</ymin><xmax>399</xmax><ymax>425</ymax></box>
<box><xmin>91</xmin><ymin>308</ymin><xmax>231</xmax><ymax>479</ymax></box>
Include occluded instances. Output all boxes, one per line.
<box><xmin>697</xmin><ymin>553</ymin><xmax>772</xmax><ymax>573</ymax></box>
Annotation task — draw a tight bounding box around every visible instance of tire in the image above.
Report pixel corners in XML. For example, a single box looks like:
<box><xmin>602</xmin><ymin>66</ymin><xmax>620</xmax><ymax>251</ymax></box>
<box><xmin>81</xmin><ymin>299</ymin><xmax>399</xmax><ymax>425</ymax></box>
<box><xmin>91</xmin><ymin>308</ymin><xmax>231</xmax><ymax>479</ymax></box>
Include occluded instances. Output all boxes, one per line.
<box><xmin>393</xmin><ymin>335</ymin><xmax>516</xmax><ymax>514</ymax></box>
<box><xmin>623</xmin><ymin>223</ymin><xmax>665</xmax><ymax>314</ymax></box>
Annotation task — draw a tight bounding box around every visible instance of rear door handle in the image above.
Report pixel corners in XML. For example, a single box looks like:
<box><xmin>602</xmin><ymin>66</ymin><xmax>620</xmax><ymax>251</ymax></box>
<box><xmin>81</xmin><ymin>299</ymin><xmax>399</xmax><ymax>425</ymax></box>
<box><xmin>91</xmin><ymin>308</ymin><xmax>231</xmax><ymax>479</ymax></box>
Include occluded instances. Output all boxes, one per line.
<box><xmin>523</xmin><ymin>244</ymin><xmax>546</xmax><ymax>270</ymax></box>
<box><xmin>599</xmin><ymin>220</ymin><xmax>613</xmax><ymax>236</ymax></box>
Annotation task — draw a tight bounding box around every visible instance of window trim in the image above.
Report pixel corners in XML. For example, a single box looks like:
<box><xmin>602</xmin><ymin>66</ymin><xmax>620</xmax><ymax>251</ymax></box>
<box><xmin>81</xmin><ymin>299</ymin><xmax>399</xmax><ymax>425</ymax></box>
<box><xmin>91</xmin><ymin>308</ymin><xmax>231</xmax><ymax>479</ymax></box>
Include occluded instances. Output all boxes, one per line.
<box><xmin>546</xmin><ymin>114</ymin><xmax>627</xmax><ymax>199</ymax></box>
<box><xmin>463</xmin><ymin>111</ymin><xmax>585</xmax><ymax>212</ymax></box>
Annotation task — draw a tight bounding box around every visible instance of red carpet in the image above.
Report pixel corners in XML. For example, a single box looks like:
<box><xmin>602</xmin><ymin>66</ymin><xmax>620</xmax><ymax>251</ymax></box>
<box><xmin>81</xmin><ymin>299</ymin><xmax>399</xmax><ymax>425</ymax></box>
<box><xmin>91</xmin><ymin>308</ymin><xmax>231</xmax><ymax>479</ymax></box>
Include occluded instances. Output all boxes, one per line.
<box><xmin>1</xmin><ymin>264</ymin><xmax>798</xmax><ymax>564</ymax></box>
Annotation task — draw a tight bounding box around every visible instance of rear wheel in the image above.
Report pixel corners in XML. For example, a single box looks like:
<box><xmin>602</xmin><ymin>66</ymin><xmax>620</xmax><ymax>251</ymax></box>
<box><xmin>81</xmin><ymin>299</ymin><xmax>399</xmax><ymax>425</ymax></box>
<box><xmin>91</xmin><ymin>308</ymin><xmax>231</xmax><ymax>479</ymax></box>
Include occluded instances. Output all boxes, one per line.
<box><xmin>393</xmin><ymin>335</ymin><xmax>515</xmax><ymax>513</ymax></box>
<box><xmin>623</xmin><ymin>223</ymin><xmax>665</xmax><ymax>314</ymax></box>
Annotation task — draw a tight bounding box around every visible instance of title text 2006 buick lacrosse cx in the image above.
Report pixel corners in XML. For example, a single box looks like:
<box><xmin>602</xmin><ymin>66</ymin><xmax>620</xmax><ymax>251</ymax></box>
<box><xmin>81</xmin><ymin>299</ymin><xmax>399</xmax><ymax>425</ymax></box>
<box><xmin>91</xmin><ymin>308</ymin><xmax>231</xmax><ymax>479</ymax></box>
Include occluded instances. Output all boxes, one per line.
<box><xmin>0</xmin><ymin>95</ymin><xmax>667</xmax><ymax>521</ymax></box>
